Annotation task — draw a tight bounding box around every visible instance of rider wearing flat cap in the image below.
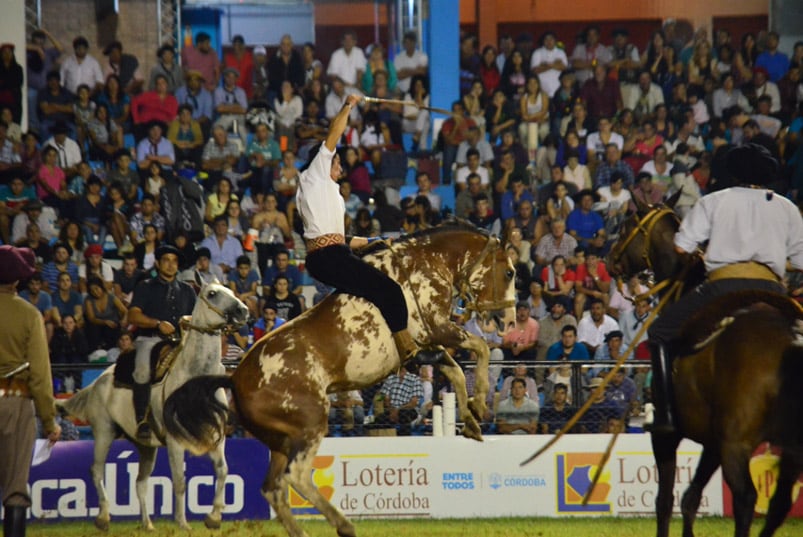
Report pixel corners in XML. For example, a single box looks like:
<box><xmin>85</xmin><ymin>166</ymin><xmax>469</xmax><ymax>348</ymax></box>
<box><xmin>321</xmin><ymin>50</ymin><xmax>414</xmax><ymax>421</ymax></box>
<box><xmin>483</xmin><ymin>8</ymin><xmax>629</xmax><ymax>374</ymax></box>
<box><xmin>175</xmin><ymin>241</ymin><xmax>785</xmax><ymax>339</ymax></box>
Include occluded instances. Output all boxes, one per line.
<box><xmin>647</xmin><ymin>143</ymin><xmax>803</xmax><ymax>434</ymax></box>
<box><xmin>127</xmin><ymin>245</ymin><xmax>196</xmax><ymax>440</ymax></box>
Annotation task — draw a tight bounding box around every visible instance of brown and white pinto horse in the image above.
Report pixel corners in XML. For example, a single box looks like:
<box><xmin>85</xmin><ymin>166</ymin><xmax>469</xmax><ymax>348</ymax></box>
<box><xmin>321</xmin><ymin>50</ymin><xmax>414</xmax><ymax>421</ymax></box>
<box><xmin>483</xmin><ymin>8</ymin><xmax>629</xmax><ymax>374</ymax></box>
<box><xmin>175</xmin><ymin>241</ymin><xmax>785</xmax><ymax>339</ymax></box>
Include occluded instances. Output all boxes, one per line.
<box><xmin>164</xmin><ymin>222</ymin><xmax>517</xmax><ymax>537</ymax></box>
<box><xmin>608</xmin><ymin>199</ymin><xmax>803</xmax><ymax>537</ymax></box>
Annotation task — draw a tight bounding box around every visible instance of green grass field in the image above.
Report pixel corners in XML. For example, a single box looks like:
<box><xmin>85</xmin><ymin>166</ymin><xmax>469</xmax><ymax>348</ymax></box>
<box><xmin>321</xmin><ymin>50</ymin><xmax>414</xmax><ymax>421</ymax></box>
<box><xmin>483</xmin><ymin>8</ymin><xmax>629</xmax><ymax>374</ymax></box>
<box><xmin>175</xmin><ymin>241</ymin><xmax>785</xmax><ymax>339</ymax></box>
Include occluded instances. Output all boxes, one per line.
<box><xmin>24</xmin><ymin>517</ymin><xmax>803</xmax><ymax>537</ymax></box>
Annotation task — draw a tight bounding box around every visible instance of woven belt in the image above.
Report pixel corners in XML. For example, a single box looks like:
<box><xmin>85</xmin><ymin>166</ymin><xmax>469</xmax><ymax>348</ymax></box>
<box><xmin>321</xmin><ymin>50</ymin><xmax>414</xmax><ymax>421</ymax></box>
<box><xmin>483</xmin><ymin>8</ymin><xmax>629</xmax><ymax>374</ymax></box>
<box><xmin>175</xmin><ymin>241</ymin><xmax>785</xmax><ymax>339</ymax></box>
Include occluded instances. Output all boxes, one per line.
<box><xmin>0</xmin><ymin>377</ymin><xmax>31</xmax><ymax>399</ymax></box>
<box><xmin>305</xmin><ymin>233</ymin><xmax>346</xmax><ymax>253</ymax></box>
<box><xmin>708</xmin><ymin>262</ymin><xmax>780</xmax><ymax>283</ymax></box>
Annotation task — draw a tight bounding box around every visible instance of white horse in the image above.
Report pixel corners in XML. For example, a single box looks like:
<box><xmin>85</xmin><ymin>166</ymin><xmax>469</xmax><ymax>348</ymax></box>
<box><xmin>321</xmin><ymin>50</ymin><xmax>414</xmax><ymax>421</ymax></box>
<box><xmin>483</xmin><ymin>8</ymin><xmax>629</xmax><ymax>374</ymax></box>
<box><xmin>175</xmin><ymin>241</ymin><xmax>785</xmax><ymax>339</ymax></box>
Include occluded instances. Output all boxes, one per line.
<box><xmin>60</xmin><ymin>276</ymin><xmax>248</xmax><ymax>531</ymax></box>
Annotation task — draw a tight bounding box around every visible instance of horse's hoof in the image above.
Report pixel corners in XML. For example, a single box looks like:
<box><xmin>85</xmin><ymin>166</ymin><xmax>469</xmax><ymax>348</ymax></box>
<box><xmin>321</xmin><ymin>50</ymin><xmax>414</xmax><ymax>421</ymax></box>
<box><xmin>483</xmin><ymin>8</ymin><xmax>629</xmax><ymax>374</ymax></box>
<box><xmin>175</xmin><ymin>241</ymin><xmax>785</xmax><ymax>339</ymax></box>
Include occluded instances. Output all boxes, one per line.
<box><xmin>94</xmin><ymin>517</ymin><xmax>110</xmax><ymax>532</ymax></box>
<box><xmin>461</xmin><ymin>419</ymin><xmax>484</xmax><ymax>442</ymax></box>
<box><xmin>142</xmin><ymin>521</ymin><xmax>155</xmax><ymax>531</ymax></box>
<box><xmin>204</xmin><ymin>515</ymin><xmax>222</xmax><ymax>529</ymax></box>
<box><xmin>337</xmin><ymin>523</ymin><xmax>357</xmax><ymax>537</ymax></box>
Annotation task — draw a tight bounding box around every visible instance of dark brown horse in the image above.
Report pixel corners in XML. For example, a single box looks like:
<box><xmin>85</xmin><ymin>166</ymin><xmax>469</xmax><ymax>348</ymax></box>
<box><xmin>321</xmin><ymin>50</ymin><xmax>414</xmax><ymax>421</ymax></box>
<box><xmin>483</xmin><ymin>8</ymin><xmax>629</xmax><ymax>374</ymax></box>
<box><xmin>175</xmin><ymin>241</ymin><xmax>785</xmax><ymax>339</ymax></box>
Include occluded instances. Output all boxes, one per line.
<box><xmin>163</xmin><ymin>223</ymin><xmax>517</xmax><ymax>537</ymax></box>
<box><xmin>608</xmin><ymin>199</ymin><xmax>803</xmax><ymax>537</ymax></box>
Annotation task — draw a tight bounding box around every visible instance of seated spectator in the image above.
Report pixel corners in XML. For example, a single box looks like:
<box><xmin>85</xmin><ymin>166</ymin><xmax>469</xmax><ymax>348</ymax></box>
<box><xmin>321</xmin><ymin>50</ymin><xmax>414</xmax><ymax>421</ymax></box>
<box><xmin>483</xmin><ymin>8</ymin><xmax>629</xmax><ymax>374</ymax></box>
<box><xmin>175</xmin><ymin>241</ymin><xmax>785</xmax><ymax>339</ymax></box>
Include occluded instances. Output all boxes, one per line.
<box><xmin>104</xmin><ymin>182</ymin><xmax>132</xmax><ymax>251</ymax></box>
<box><xmin>252</xmin><ymin>302</ymin><xmax>286</xmax><ymax>341</ymax></box>
<box><xmin>485</xmin><ymin>89</ymin><xmax>517</xmax><ymax>140</ymax></box>
<box><xmin>133</xmin><ymin>223</ymin><xmax>160</xmax><ymax>271</ymax></box>
<box><xmin>20</xmin><ymin>272</ymin><xmax>57</xmax><ymax>339</ymax></box>
<box><xmin>593</xmin><ymin>172</ymin><xmax>631</xmax><ymax>239</ymax></box>
<box><xmin>566</xmin><ymin>190</ymin><xmax>605</xmax><ymax>248</ymax></box>
<box><xmin>34</xmin><ymin>146</ymin><xmax>69</xmax><ymax>214</ymax></box>
<box><xmin>508</xmin><ymin>245</ymin><xmax>532</xmax><ymax>297</ymax></box>
<box><xmin>1</xmin><ymin>176</ymin><xmax>37</xmax><ymax>244</ymax></box>
<box><xmin>129</xmin><ymin>194</ymin><xmax>166</xmax><ymax>244</ymax></box>
<box><xmin>555</xmin><ymin>130</ymin><xmax>589</xmax><ymax>168</ymax></box>
<box><xmin>540</xmin><ymin>383</ymin><xmax>575</xmax><ymax>433</ymax></box>
<box><xmin>295</xmin><ymin>98</ymin><xmax>329</xmax><ymax>160</ymax></box>
<box><xmin>180</xmin><ymin>246</ymin><xmax>224</xmax><ymax>285</ymax></box>
<box><xmin>328</xmin><ymin>390</ymin><xmax>365</xmax><ymax>436</ymax></box>
<box><xmin>101</xmin><ymin>41</ymin><xmax>143</xmax><ymax>94</ymax></box>
<box><xmin>607</xmin><ymin>274</ymin><xmax>649</xmax><ymax>320</ymax></box>
<box><xmin>107</xmin><ymin>330</ymin><xmax>135</xmax><ymax>363</ymax></box>
<box><xmin>509</xmin><ymin>199</ymin><xmax>540</xmax><ymax>243</ymax></box>
<box><xmin>350</xmin><ymin>207</ymin><xmax>380</xmax><ymax>238</ymax></box>
<box><xmin>594</xmin><ymin>143</ymin><xmax>634</xmax><ymax>188</ymax></box>
<box><xmin>545</xmin><ymin>359</ymin><xmax>575</xmax><ymax>404</ymax></box>
<box><xmin>586</xmin><ymin>117</ymin><xmax>624</xmax><ymax>161</ymax></box>
<box><xmin>536</xmin><ymin>295</ymin><xmax>575</xmax><ymax>360</ymax></box>
<box><xmin>252</xmin><ymin>192</ymin><xmax>292</xmax><ymax>271</ymax></box>
<box><xmin>96</xmin><ymin>74</ymin><xmax>131</xmax><ymax>136</ymax></box>
<box><xmin>174</xmin><ymin>70</ymin><xmax>213</xmax><ymax>133</ymax></box>
<box><xmin>204</xmin><ymin>176</ymin><xmax>238</xmax><ymax>225</ymax></box>
<box><xmin>541</xmin><ymin>254</ymin><xmax>575</xmax><ymax>302</ymax></box>
<box><xmin>36</xmin><ymin>71</ymin><xmax>74</xmax><ymax>140</ymax></box>
<box><xmin>43</xmin><ymin>123</ymin><xmax>84</xmax><ymax>179</ymax></box>
<box><xmin>130</xmin><ymin>74</ymin><xmax>178</xmax><ymax>140</ymax></box>
<box><xmin>507</xmin><ymin>226</ymin><xmax>533</xmax><ymax>272</ymax></box>
<box><xmin>59</xmin><ymin>220</ymin><xmax>86</xmax><ymax>265</ymax></box>
<box><xmin>49</xmin><ymin>314</ymin><xmax>89</xmax><ymax>389</ymax></box>
<box><xmin>401</xmin><ymin>75</ymin><xmax>431</xmax><ymax>152</ymax></box>
<box><xmin>222</xmin><ymin>332</ymin><xmax>245</xmax><ymax>363</ymax></box>
<box><xmin>201</xmin><ymin>125</ymin><xmax>240</xmax><ymax>183</ymax></box>
<box><xmin>224</xmin><ymin>35</ymin><xmax>255</xmax><ymax>99</ymax></box>
<box><xmin>135</xmin><ymin>120</ymin><xmax>175</xmax><ymax>175</ymax></box>
<box><xmin>501</xmin><ymin>301</ymin><xmax>539</xmax><ymax>361</ymax></box>
<box><xmin>78</xmin><ymin>243</ymin><xmax>114</xmax><ymax>293</ymax></box>
<box><xmin>72</xmin><ymin>84</ymin><xmax>96</xmax><ymax>151</ymax></box>
<box><xmin>439</xmin><ymin>100</ymin><xmax>475</xmax><ymax>184</ymax></box>
<box><xmin>620</xmin><ymin>297</ymin><xmax>651</xmax><ymax>358</ymax></box>
<box><xmin>0</xmin><ymin>121</ymin><xmax>22</xmax><ymax>183</ymax></box>
<box><xmin>456</xmin><ymin>124</ymin><xmax>495</xmax><ymax>169</ymax></box>
<box><xmin>500</xmin><ymin>176</ymin><xmax>535</xmax><ymax>223</ymax></box>
<box><xmin>182</xmin><ymin>32</ymin><xmax>220</xmax><ymax>93</ymax></box>
<box><xmin>246</xmin><ymin>121</ymin><xmax>281</xmax><ymax>195</ymax></box>
<box><xmin>113</xmin><ymin>253</ymin><xmax>144</xmax><ymax>307</ymax></box>
<box><xmin>577</xmin><ymin>298</ymin><xmax>619</xmax><ymax>355</ymax></box>
<box><xmin>496</xmin><ymin>378</ymin><xmax>539</xmax><ymax>435</ymax></box>
<box><xmin>607</xmin><ymin>369</ymin><xmax>638</xmax><ymax>423</ymax></box>
<box><xmin>149</xmin><ymin>45</ymin><xmax>184</xmax><ymax>93</ymax></box>
<box><xmin>534</xmin><ymin>216</ymin><xmax>577</xmax><ymax>267</ymax></box>
<box><xmin>75</xmin><ymin>175</ymin><xmax>105</xmax><ymax>244</ymax></box>
<box><xmin>214</xmin><ymin>68</ymin><xmax>248</xmax><ymax>146</ymax></box>
<box><xmin>86</xmin><ymin>104</ymin><xmax>122</xmax><ymax>163</ymax></box>
<box><xmin>374</xmin><ymin>362</ymin><xmax>423</xmax><ymax>436</ymax></box>
<box><xmin>41</xmin><ymin>242</ymin><xmax>79</xmax><ymax>292</ymax></box>
<box><xmin>339</xmin><ymin>179</ymin><xmax>363</xmax><ymax>220</ymax></box>
<box><xmin>83</xmin><ymin>275</ymin><xmax>127</xmax><ymax>351</ymax></box>
<box><xmin>265</xmin><ymin>275</ymin><xmax>302</xmax><ymax>321</ymax></box>
<box><xmin>274</xmin><ymin>151</ymin><xmax>301</xmax><ymax>222</ymax></box>
<box><xmin>15</xmin><ymin>222</ymin><xmax>52</xmax><ymax>268</ymax></box>
<box><xmin>562</xmin><ymin>149</ymin><xmax>591</xmax><ymax>192</ymax></box>
<box><xmin>629</xmin><ymin>172</ymin><xmax>664</xmax><ymax>211</ymax></box>
<box><xmin>499</xmin><ymin>362</ymin><xmax>538</xmax><ymax>401</ymax></box>
<box><xmin>581</xmin><ymin>377</ymin><xmax>622</xmax><ymax>432</ymax></box>
<box><xmin>228</xmin><ymin>255</ymin><xmax>260</xmax><ymax>318</ymax></box>
<box><xmin>546</xmin><ymin>325</ymin><xmax>590</xmax><ymax>361</ymax></box>
<box><xmin>468</xmin><ymin>193</ymin><xmax>501</xmax><ymax>236</ymax></box>
<box><xmin>201</xmin><ymin>216</ymin><xmax>244</xmax><ymax>277</ymax></box>
<box><xmin>167</xmin><ymin>104</ymin><xmax>204</xmax><ymax>165</ymax></box>
<box><xmin>274</xmin><ymin>81</ymin><xmax>304</xmax><ymax>152</ymax></box>
<box><xmin>106</xmin><ymin>150</ymin><xmax>139</xmax><ymax>203</ymax></box>
<box><xmin>640</xmin><ymin>145</ymin><xmax>673</xmax><ymax>195</ymax></box>
<box><xmin>454</xmin><ymin>172</ymin><xmax>483</xmax><ymax>219</ymax></box>
<box><xmin>573</xmin><ymin>248</ymin><xmax>611</xmax><ymax>318</ymax></box>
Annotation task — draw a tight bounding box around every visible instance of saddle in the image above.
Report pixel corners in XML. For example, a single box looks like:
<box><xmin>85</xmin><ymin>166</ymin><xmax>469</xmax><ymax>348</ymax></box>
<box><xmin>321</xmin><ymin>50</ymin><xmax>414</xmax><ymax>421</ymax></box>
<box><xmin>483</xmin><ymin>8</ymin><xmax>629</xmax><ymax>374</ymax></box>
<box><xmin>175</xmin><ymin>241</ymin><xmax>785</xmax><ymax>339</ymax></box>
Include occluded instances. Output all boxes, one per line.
<box><xmin>677</xmin><ymin>290</ymin><xmax>803</xmax><ymax>355</ymax></box>
<box><xmin>113</xmin><ymin>340</ymin><xmax>182</xmax><ymax>388</ymax></box>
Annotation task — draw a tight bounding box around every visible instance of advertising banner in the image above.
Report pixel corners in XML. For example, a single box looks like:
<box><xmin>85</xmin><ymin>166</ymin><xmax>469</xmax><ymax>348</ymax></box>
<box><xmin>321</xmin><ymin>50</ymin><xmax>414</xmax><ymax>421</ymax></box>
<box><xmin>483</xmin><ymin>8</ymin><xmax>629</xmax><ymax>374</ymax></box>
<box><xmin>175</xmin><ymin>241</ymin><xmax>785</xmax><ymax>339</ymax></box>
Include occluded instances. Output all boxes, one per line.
<box><xmin>25</xmin><ymin>435</ymin><xmax>726</xmax><ymax>521</ymax></box>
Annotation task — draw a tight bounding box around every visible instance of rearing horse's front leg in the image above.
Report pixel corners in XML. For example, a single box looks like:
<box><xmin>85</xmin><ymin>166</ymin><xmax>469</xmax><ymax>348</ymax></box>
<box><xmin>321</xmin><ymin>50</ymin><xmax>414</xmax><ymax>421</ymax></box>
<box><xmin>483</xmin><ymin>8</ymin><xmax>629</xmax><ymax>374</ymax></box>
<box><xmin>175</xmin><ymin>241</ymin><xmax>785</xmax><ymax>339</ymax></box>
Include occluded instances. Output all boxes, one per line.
<box><xmin>460</xmin><ymin>333</ymin><xmax>492</xmax><ymax>422</ymax></box>
<box><xmin>437</xmin><ymin>350</ymin><xmax>483</xmax><ymax>441</ymax></box>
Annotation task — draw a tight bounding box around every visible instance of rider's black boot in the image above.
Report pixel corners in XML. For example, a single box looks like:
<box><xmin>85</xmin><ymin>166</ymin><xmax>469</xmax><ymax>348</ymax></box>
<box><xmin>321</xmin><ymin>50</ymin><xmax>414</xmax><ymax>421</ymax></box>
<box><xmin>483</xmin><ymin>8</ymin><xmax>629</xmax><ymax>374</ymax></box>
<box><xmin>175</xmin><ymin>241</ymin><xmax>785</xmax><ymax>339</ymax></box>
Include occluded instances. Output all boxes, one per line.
<box><xmin>3</xmin><ymin>504</ymin><xmax>26</xmax><ymax>537</ymax></box>
<box><xmin>647</xmin><ymin>341</ymin><xmax>676</xmax><ymax>435</ymax></box>
<box><xmin>133</xmin><ymin>382</ymin><xmax>152</xmax><ymax>442</ymax></box>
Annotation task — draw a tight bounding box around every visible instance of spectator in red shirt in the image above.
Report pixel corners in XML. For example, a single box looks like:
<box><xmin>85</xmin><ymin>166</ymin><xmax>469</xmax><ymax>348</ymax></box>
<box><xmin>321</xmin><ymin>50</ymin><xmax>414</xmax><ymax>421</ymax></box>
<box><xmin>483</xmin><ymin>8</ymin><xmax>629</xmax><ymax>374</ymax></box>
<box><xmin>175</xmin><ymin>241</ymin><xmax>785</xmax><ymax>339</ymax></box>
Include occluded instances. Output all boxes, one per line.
<box><xmin>439</xmin><ymin>100</ymin><xmax>476</xmax><ymax>185</ymax></box>
<box><xmin>181</xmin><ymin>32</ymin><xmax>221</xmax><ymax>93</ymax></box>
<box><xmin>573</xmin><ymin>246</ymin><xmax>611</xmax><ymax>319</ymax></box>
<box><xmin>580</xmin><ymin>64</ymin><xmax>622</xmax><ymax>124</ymax></box>
<box><xmin>130</xmin><ymin>74</ymin><xmax>178</xmax><ymax>141</ymax></box>
<box><xmin>223</xmin><ymin>35</ymin><xmax>254</xmax><ymax>99</ymax></box>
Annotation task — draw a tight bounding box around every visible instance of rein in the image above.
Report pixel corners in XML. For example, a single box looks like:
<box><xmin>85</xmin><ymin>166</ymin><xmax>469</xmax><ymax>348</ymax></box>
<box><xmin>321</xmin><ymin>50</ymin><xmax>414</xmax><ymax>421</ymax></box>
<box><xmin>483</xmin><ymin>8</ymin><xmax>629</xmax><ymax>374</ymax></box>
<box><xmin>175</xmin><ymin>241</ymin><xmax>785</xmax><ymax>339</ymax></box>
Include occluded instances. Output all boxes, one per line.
<box><xmin>183</xmin><ymin>293</ymin><xmax>231</xmax><ymax>335</ymax></box>
<box><xmin>609</xmin><ymin>207</ymin><xmax>679</xmax><ymax>275</ymax></box>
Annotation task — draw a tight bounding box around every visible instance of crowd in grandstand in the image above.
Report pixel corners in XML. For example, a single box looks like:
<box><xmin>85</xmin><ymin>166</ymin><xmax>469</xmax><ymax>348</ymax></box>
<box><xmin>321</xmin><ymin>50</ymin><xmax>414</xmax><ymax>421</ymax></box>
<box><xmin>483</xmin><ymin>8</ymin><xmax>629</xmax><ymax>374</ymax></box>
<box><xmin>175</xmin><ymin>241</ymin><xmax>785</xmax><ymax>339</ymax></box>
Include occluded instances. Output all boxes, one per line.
<box><xmin>1</xmin><ymin>18</ymin><xmax>802</xmax><ymax>437</ymax></box>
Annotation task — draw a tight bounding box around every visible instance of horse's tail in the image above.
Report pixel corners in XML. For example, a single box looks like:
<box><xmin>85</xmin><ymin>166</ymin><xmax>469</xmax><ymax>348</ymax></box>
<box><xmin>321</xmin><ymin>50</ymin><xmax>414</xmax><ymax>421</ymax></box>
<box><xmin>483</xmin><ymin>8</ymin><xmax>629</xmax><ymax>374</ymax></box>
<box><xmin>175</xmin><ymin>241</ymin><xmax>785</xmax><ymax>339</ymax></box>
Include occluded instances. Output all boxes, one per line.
<box><xmin>774</xmin><ymin>340</ymin><xmax>803</xmax><ymax>449</ymax></box>
<box><xmin>163</xmin><ymin>375</ymin><xmax>233</xmax><ymax>456</ymax></box>
<box><xmin>57</xmin><ymin>384</ymin><xmax>93</xmax><ymax>421</ymax></box>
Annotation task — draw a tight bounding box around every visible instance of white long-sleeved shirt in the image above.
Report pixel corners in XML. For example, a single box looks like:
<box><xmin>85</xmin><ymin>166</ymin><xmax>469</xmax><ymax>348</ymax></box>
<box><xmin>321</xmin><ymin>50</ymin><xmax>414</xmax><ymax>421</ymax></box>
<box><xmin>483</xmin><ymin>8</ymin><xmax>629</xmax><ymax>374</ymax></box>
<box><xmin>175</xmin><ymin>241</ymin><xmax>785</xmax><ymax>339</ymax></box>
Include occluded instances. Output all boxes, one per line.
<box><xmin>674</xmin><ymin>187</ymin><xmax>803</xmax><ymax>278</ymax></box>
<box><xmin>296</xmin><ymin>144</ymin><xmax>345</xmax><ymax>239</ymax></box>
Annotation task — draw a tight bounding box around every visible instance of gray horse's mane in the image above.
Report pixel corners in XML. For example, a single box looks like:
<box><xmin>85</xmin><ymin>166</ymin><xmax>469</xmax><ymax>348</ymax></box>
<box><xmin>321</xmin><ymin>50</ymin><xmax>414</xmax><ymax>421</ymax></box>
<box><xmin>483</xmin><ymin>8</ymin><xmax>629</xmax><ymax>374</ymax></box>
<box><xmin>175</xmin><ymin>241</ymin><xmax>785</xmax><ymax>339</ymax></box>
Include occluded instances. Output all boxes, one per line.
<box><xmin>357</xmin><ymin>218</ymin><xmax>490</xmax><ymax>258</ymax></box>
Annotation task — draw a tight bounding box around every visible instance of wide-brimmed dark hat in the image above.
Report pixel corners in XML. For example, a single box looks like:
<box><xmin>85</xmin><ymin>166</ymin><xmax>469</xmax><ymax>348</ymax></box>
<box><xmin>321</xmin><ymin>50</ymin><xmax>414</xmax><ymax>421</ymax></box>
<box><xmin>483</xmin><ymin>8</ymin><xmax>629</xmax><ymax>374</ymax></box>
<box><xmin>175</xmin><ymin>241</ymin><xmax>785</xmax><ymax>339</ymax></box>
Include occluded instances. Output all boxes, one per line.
<box><xmin>0</xmin><ymin>245</ymin><xmax>36</xmax><ymax>284</ymax></box>
<box><xmin>725</xmin><ymin>143</ymin><xmax>778</xmax><ymax>186</ymax></box>
<box><xmin>155</xmin><ymin>245</ymin><xmax>182</xmax><ymax>262</ymax></box>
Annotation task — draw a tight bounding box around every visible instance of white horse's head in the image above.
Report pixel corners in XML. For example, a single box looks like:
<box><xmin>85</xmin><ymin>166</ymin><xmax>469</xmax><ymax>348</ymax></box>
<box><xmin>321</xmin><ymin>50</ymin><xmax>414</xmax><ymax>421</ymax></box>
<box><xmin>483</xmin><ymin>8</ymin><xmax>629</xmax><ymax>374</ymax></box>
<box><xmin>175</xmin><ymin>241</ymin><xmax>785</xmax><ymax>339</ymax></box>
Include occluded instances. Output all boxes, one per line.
<box><xmin>192</xmin><ymin>272</ymin><xmax>250</xmax><ymax>331</ymax></box>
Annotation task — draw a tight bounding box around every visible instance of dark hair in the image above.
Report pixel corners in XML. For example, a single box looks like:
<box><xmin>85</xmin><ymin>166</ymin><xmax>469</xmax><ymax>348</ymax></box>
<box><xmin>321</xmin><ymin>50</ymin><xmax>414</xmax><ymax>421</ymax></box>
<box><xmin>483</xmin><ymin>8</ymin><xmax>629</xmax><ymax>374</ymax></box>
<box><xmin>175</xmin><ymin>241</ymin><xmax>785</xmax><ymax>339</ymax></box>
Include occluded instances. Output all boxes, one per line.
<box><xmin>511</xmin><ymin>377</ymin><xmax>527</xmax><ymax>389</ymax></box>
<box><xmin>178</xmin><ymin>104</ymin><xmax>193</xmax><ymax>115</ymax></box>
<box><xmin>141</xmin><ymin>193</ymin><xmax>156</xmax><ymax>204</ymax></box>
<box><xmin>196</xmin><ymin>32</ymin><xmax>211</xmax><ymax>44</ymax></box>
<box><xmin>560</xmin><ymin>325</ymin><xmax>577</xmax><ymax>336</ymax></box>
<box><xmin>466</xmin><ymin>148</ymin><xmax>480</xmax><ymax>159</ymax></box>
<box><xmin>236</xmin><ymin>255</ymin><xmax>251</xmax><ymax>267</ymax></box>
<box><xmin>87</xmin><ymin>275</ymin><xmax>105</xmax><ymax>290</ymax></box>
<box><xmin>553</xmin><ymin>383</ymin><xmax>568</xmax><ymax>393</ymax></box>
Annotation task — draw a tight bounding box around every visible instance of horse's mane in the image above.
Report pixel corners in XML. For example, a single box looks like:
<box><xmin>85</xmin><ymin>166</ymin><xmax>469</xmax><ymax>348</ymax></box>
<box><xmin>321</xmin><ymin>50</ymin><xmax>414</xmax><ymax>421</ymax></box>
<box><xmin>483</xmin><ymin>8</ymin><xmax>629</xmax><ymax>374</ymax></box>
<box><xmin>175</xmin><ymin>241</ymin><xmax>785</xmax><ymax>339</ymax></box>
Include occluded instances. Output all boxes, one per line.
<box><xmin>357</xmin><ymin>218</ymin><xmax>490</xmax><ymax>258</ymax></box>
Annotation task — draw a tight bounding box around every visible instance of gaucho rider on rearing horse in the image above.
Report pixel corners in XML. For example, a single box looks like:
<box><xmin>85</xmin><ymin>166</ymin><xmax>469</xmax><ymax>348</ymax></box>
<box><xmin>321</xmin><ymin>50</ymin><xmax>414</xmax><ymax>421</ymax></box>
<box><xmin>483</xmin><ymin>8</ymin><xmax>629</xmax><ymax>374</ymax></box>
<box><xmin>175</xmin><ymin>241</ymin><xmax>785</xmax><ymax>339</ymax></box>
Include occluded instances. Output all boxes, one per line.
<box><xmin>647</xmin><ymin>143</ymin><xmax>803</xmax><ymax>434</ymax></box>
<box><xmin>296</xmin><ymin>93</ymin><xmax>437</xmax><ymax>363</ymax></box>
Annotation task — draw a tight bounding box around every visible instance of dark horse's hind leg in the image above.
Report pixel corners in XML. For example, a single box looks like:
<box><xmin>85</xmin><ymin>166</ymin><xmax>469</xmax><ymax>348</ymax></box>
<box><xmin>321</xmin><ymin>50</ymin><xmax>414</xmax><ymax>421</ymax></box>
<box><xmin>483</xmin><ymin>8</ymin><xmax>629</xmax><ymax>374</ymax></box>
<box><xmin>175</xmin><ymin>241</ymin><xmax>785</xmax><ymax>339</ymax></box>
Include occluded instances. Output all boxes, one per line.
<box><xmin>758</xmin><ymin>452</ymin><xmax>801</xmax><ymax>537</ymax></box>
<box><xmin>721</xmin><ymin>444</ymin><xmax>758</xmax><ymax>537</ymax></box>
<box><xmin>652</xmin><ymin>432</ymin><xmax>681</xmax><ymax>537</ymax></box>
<box><xmin>681</xmin><ymin>447</ymin><xmax>721</xmax><ymax>537</ymax></box>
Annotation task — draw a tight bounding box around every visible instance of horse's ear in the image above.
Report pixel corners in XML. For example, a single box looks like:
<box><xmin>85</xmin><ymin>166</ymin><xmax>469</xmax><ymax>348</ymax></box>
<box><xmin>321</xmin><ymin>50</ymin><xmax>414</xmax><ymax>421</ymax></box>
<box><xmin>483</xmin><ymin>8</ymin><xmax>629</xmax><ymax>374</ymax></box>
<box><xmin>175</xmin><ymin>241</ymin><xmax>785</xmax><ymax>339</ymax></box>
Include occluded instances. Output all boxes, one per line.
<box><xmin>665</xmin><ymin>185</ymin><xmax>683</xmax><ymax>210</ymax></box>
<box><xmin>194</xmin><ymin>270</ymin><xmax>205</xmax><ymax>288</ymax></box>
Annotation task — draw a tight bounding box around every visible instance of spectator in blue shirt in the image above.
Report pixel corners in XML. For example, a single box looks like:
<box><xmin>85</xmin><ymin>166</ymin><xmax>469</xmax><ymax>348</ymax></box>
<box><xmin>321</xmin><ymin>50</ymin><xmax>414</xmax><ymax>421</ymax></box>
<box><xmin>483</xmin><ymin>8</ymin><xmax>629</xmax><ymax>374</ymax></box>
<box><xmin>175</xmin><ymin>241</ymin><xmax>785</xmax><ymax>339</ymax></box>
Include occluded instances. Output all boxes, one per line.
<box><xmin>755</xmin><ymin>32</ymin><xmax>790</xmax><ymax>82</ymax></box>
<box><xmin>200</xmin><ymin>215</ymin><xmax>244</xmax><ymax>277</ymax></box>
<box><xmin>546</xmin><ymin>325</ymin><xmax>590</xmax><ymax>361</ymax></box>
<box><xmin>500</xmin><ymin>175</ymin><xmax>535</xmax><ymax>222</ymax></box>
<box><xmin>261</xmin><ymin>248</ymin><xmax>303</xmax><ymax>297</ymax></box>
<box><xmin>566</xmin><ymin>189</ymin><xmax>604</xmax><ymax>247</ymax></box>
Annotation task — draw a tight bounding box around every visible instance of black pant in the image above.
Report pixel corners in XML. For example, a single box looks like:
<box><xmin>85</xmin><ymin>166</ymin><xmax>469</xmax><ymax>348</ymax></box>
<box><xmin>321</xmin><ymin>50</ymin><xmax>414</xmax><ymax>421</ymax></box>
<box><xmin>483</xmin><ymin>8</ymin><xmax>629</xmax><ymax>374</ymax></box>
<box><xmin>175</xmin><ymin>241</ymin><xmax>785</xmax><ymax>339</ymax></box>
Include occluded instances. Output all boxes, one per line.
<box><xmin>648</xmin><ymin>278</ymin><xmax>786</xmax><ymax>344</ymax></box>
<box><xmin>305</xmin><ymin>244</ymin><xmax>408</xmax><ymax>332</ymax></box>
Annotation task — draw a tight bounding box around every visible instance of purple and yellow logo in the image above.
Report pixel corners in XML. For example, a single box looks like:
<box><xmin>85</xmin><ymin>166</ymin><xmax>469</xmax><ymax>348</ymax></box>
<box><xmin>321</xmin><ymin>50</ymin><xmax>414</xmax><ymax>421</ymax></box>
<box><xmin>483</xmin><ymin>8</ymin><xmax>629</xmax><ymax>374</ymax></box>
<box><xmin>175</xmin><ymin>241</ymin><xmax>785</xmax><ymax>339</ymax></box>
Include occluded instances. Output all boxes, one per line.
<box><xmin>289</xmin><ymin>455</ymin><xmax>336</xmax><ymax>516</ymax></box>
<box><xmin>555</xmin><ymin>453</ymin><xmax>612</xmax><ymax>513</ymax></box>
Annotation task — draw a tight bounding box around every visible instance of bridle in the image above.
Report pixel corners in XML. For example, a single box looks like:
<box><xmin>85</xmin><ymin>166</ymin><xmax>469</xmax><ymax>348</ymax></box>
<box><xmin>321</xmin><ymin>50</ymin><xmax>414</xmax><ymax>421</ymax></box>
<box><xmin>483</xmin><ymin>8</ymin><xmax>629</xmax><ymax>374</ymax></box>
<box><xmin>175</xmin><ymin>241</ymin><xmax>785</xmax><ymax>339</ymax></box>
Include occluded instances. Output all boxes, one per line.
<box><xmin>608</xmin><ymin>206</ymin><xmax>684</xmax><ymax>302</ymax></box>
<box><xmin>184</xmin><ymin>289</ymin><xmax>234</xmax><ymax>335</ymax></box>
<box><xmin>456</xmin><ymin>235</ymin><xmax>516</xmax><ymax>314</ymax></box>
